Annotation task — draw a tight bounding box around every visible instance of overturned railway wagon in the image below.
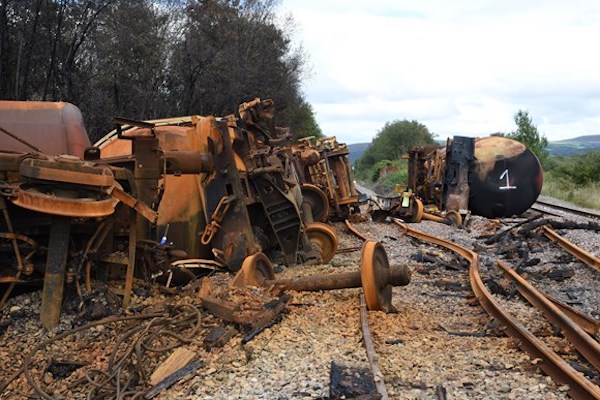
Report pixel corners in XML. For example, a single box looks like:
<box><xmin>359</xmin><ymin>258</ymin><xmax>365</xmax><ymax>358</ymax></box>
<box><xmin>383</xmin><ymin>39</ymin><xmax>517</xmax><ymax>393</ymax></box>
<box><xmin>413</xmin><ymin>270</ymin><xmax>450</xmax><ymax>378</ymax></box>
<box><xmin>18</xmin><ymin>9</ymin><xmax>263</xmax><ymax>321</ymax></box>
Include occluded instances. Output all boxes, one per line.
<box><xmin>0</xmin><ymin>101</ymin><xmax>215</xmax><ymax>328</ymax></box>
<box><xmin>0</xmin><ymin>98</ymin><xmax>347</xmax><ymax>328</ymax></box>
<box><xmin>290</xmin><ymin>136</ymin><xmax>360</xmax><ymax>221</ymax></box>
<box><xmin>96</xmin><ymin>98</ymin><xmax>337</xmax><ymax>269</ymax></box>
<box><xmin>371</xmin><ymin>135</ymin><xmax>544</xmax><ymax>221</ymax></box>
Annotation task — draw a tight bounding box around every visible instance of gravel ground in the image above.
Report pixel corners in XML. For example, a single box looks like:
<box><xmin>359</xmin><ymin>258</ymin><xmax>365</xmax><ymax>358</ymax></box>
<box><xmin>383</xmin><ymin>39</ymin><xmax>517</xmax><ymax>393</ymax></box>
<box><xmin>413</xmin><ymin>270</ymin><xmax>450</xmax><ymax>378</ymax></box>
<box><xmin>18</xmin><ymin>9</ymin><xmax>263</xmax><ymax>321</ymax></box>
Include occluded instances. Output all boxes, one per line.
<box><xmin>1</xmin><ymin>201</ymin><xmax>599</xmax><ymax>399</ymax></box>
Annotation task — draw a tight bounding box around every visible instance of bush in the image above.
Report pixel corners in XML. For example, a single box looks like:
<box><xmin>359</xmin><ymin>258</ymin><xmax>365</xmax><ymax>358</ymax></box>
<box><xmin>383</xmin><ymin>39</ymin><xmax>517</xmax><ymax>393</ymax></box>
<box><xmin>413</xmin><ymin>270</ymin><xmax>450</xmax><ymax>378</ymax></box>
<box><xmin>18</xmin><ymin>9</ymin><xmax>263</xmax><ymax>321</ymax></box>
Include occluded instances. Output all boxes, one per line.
<box><xmin>354</xmin><ymin>119</ymin><xmax>435</xmax><ymax>179</ymax></box>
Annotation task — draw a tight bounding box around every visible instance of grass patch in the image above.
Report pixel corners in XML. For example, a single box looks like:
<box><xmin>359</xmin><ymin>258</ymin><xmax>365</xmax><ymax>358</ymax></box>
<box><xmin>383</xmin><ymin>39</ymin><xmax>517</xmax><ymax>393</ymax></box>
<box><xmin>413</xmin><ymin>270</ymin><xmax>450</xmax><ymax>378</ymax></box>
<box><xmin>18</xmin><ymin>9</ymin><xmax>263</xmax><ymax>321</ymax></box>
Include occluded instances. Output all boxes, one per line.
<box><xmin>541</xmin><ymin>173</ymin><xmax>600</xmax><ymax>210</ymax></box>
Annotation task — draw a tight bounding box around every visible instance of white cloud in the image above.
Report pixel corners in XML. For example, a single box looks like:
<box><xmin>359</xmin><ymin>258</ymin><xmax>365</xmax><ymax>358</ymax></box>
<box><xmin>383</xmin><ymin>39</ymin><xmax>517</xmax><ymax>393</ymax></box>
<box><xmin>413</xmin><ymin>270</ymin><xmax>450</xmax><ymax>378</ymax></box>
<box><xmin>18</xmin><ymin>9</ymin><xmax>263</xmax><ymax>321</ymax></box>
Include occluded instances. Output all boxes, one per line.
<box><xmin>281</xmin><ymin>0</ymin><xmax>600</xmax><ymax>143</ymax></box>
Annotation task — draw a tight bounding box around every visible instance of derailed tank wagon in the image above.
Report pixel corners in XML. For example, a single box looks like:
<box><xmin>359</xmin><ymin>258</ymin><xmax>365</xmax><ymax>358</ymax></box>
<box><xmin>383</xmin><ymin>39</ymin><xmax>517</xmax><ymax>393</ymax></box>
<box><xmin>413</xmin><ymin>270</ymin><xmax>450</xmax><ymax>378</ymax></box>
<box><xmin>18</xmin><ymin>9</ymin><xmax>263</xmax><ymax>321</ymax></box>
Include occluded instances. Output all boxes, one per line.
<box><xmin>0</xmin><ymin>99</ymin><xmax>348</xmax><ymax>325</ymax></box>
<box><xmin>0</xmin><ymin>101</ymin><xmax>213</xmax><ymax>328</ymax></box>
<box><xmin>97</xmin><ymin>98</ymin><xmax>336</xmax><ymax>268</ymax></box>
<box><xmin>369</xmin><ymin>135</ymin><xmax>544</xmax><ymax>222</ymax></box>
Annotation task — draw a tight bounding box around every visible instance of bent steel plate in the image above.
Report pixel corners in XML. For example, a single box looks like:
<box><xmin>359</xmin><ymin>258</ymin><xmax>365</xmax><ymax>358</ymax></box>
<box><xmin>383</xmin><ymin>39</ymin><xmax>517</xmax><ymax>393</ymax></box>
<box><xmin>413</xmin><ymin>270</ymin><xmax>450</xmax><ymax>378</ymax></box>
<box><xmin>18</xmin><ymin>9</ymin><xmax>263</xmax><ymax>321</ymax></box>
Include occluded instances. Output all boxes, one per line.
<box><xmin>305</xmin><ymin>222</ymin><xmax>339</xmax><ymax>263</ymax></box>
<box><xmin>12</xmin><ymin>185</ymin><xmax>118</xmax><ymax>217</ymax></box>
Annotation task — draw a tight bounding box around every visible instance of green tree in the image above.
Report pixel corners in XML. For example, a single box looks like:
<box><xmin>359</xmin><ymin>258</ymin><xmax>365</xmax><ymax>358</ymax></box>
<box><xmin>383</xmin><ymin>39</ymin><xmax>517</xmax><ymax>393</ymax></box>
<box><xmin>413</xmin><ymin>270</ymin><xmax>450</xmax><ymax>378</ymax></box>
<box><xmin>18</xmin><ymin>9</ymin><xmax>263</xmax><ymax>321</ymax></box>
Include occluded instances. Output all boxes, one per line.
<box><xmin>0</xmin><ymin>0</ymin><xmax>309</xmax><ymax>139</ymax></box>
<box><xmin>285</xmin><ymin>100</ymin><xmax>323</xmax><ymax>140</ymax></box>
<box><xmin>355</xmin><ymin>119</ymin><xmax>435</xmax><ymax>180</ymax></box>
<box><xmin>507</xmin><ymin>110</ymin><xmax>548</xmax><ymax>161</ymax></box>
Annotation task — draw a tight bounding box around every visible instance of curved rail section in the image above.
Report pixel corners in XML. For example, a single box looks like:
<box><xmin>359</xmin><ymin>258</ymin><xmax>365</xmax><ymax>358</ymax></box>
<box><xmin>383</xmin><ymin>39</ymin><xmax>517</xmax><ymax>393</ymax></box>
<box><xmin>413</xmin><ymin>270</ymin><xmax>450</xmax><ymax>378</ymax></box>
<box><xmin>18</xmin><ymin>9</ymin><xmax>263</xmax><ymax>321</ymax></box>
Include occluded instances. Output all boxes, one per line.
<box><xmin>542</xmin><ymin>225</ymin><xmax>600</xmax><ymax>273</ymax></box>
<box><xmin>497</xmin><ymin>260</ymin><xmax>600</xmax><ymax>372</ymax></box>
<box><xmin>391</xmin><ymin>219</ymin><xmax>600</xmax><ymax>400</ymax></box>
<box><xmin>344</xmin><ymin>219</ymin><xmax>368</xmax><ymax>242</ymax></box>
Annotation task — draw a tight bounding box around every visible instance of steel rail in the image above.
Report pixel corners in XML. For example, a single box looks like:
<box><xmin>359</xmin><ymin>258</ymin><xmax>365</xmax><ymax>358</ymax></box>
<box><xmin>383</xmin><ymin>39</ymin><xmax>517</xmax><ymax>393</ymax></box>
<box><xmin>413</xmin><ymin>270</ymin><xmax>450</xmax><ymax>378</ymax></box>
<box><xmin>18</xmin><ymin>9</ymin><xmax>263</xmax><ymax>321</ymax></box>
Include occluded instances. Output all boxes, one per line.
<box><xmin>535</xmin><ymin>199</ymin><xmax>600</xmax><ymax>221</ymax></box>
<box><xmin>544</xmin><ymin>293</ymin><xmax>600</xmax><ymax>336</ymax></box>
<box><xmin>391</xmin><ymin>218</ymin><xmax>600</xmax><ymax>400</ymax></box>
<box><xmin>342</xmin><ymin>220</ymin><xmax>390</xmax><ymax>397</ymax></box>
<box><xmin>497</xmin><ymin>260</ymin><xmax>600</xmax><ymax>371</ymax></box>
<box><xmin>530</xmin><ymin>205</ymin><xmax>564</xmax><ymax>219</ymax></box>
<box><xmin>359</xmin><ymin>294</ymin><xmax>389</xmax><ymax>399</ymax></box>
<box><xmin>344</xmin><ymin>219</ymin><xmax>368</xmax><ymax>242</ymax></box>
<box><xmin>542</xmin><ymin>225</ymin><xmax>600</xmax><ymax>273</ymax></box>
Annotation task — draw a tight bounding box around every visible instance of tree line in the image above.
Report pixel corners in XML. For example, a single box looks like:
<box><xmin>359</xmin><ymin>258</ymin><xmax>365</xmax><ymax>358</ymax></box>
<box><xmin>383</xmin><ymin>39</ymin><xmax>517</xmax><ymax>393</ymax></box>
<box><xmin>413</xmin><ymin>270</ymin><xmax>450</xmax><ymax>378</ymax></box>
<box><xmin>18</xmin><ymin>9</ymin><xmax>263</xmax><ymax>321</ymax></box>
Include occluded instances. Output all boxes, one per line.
<box><xmin>0</xmin><ymin>0</ymin><xmax>322</xmax><ymax>141</ymax></box>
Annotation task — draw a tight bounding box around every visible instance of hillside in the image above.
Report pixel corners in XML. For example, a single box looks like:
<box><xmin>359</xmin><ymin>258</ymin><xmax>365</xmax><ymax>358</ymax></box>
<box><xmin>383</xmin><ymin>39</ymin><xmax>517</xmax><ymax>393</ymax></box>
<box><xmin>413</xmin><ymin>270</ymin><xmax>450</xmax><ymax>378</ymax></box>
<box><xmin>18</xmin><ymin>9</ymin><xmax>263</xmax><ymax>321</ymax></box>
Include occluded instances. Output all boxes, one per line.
<box><xmin>548</xmin><ymin>134</ymin><xmax>600</xmax><ymax>156</ymax></box>
<box><xmin>346</xmin><ymin>142</ymin><xmax>370</xmax><ymax>164</ymax></box>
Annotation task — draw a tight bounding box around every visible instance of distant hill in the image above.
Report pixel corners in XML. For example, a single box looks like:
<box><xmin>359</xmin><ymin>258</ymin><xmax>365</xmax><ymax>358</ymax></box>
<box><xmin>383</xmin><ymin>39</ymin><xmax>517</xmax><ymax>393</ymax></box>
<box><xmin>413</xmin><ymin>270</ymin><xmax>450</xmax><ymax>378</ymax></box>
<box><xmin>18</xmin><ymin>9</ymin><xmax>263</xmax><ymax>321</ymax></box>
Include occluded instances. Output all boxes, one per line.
<box><xmin>347</xmin><ymin>142</ymin><xmax>370</xmax><ymax>164</ymax></box>
<box><xmin>549</xmin><ymin>135</ymin><xmax>600</xmax><ymax>156</ymax></box>
<box><xmin>347</xmin><ymin>135</ymin><xmax>600</xmax><ymax>162</ymax></box>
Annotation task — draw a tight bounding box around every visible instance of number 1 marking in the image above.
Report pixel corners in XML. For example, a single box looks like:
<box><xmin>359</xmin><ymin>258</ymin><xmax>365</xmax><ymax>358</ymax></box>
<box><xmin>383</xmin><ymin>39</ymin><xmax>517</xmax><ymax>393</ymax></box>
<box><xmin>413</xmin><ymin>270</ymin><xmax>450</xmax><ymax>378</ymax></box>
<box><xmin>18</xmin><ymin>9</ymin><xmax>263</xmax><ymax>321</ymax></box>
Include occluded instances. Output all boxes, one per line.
<box><xmin>499</xmin><ymin>169</ymin><xmax>517</xmax><ymax>190</ymax></box>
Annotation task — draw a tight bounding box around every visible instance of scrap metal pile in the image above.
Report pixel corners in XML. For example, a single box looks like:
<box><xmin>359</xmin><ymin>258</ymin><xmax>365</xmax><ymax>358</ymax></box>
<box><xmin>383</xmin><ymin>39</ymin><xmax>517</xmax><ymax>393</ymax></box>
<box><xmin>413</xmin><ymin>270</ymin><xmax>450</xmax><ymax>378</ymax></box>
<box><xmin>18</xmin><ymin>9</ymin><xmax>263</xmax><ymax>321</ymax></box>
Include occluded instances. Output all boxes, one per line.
<box><xmin>0</xmin><ymin>98</ymin><xmax>375</xmax><ymax>329</ymax></box>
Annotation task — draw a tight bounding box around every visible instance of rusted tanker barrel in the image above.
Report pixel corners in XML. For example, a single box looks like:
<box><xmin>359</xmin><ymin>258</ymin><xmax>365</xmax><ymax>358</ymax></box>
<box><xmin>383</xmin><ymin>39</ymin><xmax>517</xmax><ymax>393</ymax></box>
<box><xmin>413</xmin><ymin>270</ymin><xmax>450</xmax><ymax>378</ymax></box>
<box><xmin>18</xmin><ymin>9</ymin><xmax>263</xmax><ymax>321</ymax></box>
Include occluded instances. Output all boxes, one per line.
<box><xmin>469</xmin><ymin>137</ymin><xmax>543</xmax><ymax>218</ymax></box>
<box><xmin>0</xmin><ymin>101</ymin><xmax>90</xmax><ymax>157</ymax></box>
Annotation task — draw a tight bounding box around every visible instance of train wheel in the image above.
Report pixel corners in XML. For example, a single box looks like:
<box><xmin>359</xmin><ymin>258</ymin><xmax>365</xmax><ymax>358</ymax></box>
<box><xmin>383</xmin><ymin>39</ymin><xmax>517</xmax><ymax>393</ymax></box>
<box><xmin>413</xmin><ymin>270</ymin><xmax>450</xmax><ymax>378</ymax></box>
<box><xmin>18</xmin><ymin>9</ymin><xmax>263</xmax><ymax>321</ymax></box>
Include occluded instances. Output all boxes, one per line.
<box><xmin>444</xmin><ymin>210</ymin><xmax>463</xmax><ymax>227</ymax></box>
<box><xmin>230</xmin><ymin>252</ymin><xmax>274</xmax><ymax>287</ymax></box>
<box><xmin>411</xmin><ymin>198</ymin><xmax>424</xmax><ymax>223</ymax></box>
<box><xmin>305</xmin><ymin>222</ymin><xmax>338</xmax><ymax>263</ymax></box>
<box><xmin>300</xmin><ymin>184</ymin><xmax>330</xmax><ymax>222</ymax></box>
<box><xmin>360</xmin><ymin>241</ymin><xmax>395</xmax><ymax>312</ymax></box>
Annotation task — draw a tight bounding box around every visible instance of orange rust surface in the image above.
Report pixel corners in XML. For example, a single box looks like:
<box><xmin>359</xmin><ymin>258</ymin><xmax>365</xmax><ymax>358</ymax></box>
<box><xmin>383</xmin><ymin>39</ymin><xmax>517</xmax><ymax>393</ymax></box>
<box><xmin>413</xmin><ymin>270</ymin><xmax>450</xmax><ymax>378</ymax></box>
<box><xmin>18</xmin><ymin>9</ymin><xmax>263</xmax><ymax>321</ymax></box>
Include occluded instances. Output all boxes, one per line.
<box><xmin>99</xmin><ymin>123</ymin><xmax>207</xmax><ymax>257</ymax></box>
<box><xmin>0</xmin><ymin>101</ymin><xmax>90</xmax><ymax>157</ymax></box>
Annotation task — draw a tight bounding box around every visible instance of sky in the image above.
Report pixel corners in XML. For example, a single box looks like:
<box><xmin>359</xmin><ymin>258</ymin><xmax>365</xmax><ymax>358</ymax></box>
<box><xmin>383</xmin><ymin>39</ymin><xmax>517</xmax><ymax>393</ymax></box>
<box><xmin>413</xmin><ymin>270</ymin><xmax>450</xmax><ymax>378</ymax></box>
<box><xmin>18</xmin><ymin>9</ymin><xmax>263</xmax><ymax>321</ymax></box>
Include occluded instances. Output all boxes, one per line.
<box><xmin>279</xmin><ymin>0</ymin><xmax>600</xmax><ymax>144</ymax></box>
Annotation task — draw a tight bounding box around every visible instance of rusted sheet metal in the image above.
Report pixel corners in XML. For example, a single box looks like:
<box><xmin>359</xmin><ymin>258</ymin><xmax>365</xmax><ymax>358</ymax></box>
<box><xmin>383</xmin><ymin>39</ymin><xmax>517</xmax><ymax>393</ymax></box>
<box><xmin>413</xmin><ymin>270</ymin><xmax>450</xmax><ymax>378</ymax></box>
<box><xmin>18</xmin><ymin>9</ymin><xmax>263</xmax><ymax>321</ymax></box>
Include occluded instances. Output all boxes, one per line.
<box><xmin>99</xmin><ymin>124</ymin><xmax>214</xmax><ymax>260</ymax></box>
<box><xmin>0</xmin><ymin>101</ymin><xmax>90</xmax><ymax>157</ymax></box>
<box><xmin>97</xmin><ymin>101</ymin><xmax>326</xmax><ymax>270</ymax></box>
<box><xmin>470</xmin><ymin>137</ymin><xmax>543</xmax><ymax>217</ymax></box>
<box><xmin>291</xmin><ymin>136</ymin><xmax>359</xmax><ymax>221</ymax></box>
<box><xmin>0</xmin><ymin>105</ymin><xmax>218</xmax><ymax>328</ymax></box>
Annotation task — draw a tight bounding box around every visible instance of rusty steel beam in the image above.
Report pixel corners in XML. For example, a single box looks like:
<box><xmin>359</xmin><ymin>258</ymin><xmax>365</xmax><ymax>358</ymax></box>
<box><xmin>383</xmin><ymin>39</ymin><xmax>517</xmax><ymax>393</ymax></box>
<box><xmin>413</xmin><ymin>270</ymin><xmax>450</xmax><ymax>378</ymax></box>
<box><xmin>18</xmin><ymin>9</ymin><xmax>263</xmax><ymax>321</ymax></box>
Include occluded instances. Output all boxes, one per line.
<box><xmin>392</xmin><ymin>219</ymin><xmax>600</xmax><ymax>400</ymax></box>
<box><xmin>542</xmin><ymin>225</ymin><xmax>600</xmax><ymax>272</ymax></box>
<box><xmin>123</xmin><ymin>210</ymin><xmax>137</xmax><ymax>308</ymax></box>
<box><xmin>40</xmin><ymin>216</ymin><xmax>71</xmax><ymax>329</ymax></box>
<box><xmin>497</xmin><ymin>260</ymin><xmax>600</xmax><ymax>371</ymax></box>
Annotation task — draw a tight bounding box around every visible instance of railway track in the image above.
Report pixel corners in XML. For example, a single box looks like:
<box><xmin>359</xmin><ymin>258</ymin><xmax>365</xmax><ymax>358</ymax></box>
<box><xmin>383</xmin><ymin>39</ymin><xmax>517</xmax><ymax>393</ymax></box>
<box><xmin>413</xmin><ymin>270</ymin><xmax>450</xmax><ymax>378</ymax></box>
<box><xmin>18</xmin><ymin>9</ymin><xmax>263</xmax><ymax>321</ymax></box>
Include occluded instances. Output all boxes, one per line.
<box><xmin>532</xmin><ymin>197</ymin><xmax>600</xmax><ymax>221</ymax></box>
<box><xmin>2</xmin><ymin>198</ymin><xmax>600</xmax><ymax>399</ymax></box>
<box><xmin>344</xmin><ymin>210</ymin><xmax>600</xmax><ymax>400</ymax></box>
